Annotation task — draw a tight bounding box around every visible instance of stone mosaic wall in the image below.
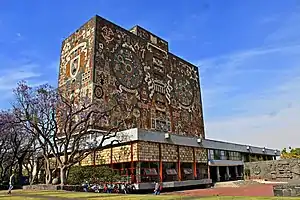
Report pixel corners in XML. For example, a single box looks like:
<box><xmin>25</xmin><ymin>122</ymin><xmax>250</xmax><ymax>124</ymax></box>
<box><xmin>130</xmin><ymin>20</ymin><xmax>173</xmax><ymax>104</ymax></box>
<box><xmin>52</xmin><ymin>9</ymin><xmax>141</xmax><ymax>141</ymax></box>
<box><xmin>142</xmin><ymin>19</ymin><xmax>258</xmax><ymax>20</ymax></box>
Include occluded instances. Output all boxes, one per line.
<box><xmin>138</xmin><ymin>141</ymin><xmax>159</xmax><ymax>161</ymax></box>
<box><xmin>195</xmin><ymin>148</ymin><xmax>208</xmax><ymax>163</ymax></box>
<box><xmin>161</xmin><ymin>144</ymin><xmax>178</xmax><ymax>162</ymax></box>
<box><xmin>112</xmin><ymin>145</ymin><xmax>132</xmax><ymax>163</ymax></box>
<box><xmin>95</xmin><ymin>148</ymin><xmax>111</xmax><ymax>165</ymax></box>
<box><xmin>179</xmin><ymin>146</ymin><xmax>194</xmax><ymax>163</ymax></box>
<box><xmin>58</xmin><ymin>18</ymin><xmax>95</xmax><ymax>100</ymax></box>
<box><xmin>57</xmin><ymin>16</ymin><xmax>204</xmax><ymax>137</ymax></box>
<box><xmin>80</xmin><ymin>154</ymin><xmax>94</xmax><ymax>166</ymax></box>
<box><xmin>132</xmin><ymin>143</ymin><xmax>138</xmax><ymax>161</ymax></box>
<box><xmin>244</xmin><ymin>159</ymin><xmax>300</xmax><ymax>181</ymax></box>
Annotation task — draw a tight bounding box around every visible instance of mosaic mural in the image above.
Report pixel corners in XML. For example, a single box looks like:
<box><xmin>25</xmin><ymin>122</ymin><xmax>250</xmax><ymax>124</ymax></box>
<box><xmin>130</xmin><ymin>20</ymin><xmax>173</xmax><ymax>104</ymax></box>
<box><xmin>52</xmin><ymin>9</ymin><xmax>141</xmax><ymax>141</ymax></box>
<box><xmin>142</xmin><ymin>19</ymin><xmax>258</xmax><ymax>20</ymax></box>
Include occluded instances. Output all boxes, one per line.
<box><xmin>58</xmin><ymin>18</ymin><xmax>95</xmax><ymax>99</ymax></box>
<box><xmin>58</xmin><ymin>16</ymin><xmax>205</xmax><ymax>137</ymax></box>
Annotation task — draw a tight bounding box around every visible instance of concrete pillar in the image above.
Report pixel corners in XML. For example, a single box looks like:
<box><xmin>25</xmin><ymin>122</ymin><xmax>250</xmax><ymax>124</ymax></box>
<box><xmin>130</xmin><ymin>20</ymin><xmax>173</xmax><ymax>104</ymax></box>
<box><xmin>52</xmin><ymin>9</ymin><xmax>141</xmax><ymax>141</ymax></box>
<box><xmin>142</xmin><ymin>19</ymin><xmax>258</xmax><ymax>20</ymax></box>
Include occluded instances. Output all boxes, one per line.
<box><xmin>235</xmin><ymin>166</ymin><xmax>239</xmax><ymax>178</ymax></box>
<box><xmin>226</xmin><ymin>166</ymin><xmax>230</xmax><ymax>180</ymax></box>
<box><xmin>136</xmin><ymin>162</ymin><xmax>141</xmax><ymax>183</ymax></box>
<box><xmin>216</xmin><ymin>166</ymin><xmax>220</xmax><ymax>182</ymax></box>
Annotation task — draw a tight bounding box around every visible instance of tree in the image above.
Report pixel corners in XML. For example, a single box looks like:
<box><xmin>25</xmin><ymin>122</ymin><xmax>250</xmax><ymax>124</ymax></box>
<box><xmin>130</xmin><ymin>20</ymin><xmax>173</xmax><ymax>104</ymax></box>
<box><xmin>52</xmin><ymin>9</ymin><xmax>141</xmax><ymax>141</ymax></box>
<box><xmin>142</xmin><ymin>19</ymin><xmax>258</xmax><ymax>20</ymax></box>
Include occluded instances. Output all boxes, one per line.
<box><xmin>0</xmin><ymin>110</ymin><xmax>35</xmax><ymax>185</ymax></box>
<box><xmin>12</xmin><ymin>81</ymin><xmax>129</xmax><ymax>185</ymax></box>
<box><xmin>281</xmin><ymin>147</ymin><xmax>300</xmax><ymax>159</ymax></box>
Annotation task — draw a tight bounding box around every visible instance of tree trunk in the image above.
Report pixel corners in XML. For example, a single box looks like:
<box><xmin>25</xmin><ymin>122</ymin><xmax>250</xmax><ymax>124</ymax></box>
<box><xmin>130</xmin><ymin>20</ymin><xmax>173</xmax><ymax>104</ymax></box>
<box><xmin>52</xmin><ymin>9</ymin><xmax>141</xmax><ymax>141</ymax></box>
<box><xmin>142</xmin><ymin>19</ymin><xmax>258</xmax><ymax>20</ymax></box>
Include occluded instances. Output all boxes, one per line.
<box><xmin>44</xmin><ymin>160</ymin><xmax>52</xmax><ymax>185</ymax></box>
<box><xmin>18</xmin><ymin>159</ymin><xmax>24</xmax><ymax>185</ymax></box>
<box><xmin>60</xmin><ymin>167</ymin><xmax>67</xmax><ymax>186</ymax></box>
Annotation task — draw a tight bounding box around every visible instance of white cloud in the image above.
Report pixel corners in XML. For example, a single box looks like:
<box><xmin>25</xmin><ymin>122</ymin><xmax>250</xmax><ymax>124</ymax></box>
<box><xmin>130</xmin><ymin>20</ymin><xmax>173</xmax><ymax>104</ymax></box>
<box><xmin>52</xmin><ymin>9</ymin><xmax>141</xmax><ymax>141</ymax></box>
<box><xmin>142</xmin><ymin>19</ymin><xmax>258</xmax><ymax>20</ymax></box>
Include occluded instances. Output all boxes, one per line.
<box><xmin>198</xmin><ymin>11</ymin><xmax>300</xmax><ymax>150</ymax></box>
<box><xmin>204</xmin><ymin>73</ymin><xmax>300</xmax><ymax>149</ymax></box>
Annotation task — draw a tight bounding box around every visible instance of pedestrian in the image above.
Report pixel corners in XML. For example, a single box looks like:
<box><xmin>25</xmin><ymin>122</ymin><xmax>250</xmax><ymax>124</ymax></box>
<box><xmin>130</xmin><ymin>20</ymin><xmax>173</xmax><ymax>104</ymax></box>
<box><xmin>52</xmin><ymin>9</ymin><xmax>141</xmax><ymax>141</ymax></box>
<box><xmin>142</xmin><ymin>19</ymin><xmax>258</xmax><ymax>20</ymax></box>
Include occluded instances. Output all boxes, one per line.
<box><xmin>7</xmin><ymin>172</ymin><xmax>15</xmax><ymax>195</ymax></box>
<box><xmin>153</xmin><ymin>181</ymin><xmax>160</xmax><ymax>195</ymax></box>
<box><xmin>82</xmin><ymin>181</ymin><xmax>89</xmax><ymax>192</ymax></box>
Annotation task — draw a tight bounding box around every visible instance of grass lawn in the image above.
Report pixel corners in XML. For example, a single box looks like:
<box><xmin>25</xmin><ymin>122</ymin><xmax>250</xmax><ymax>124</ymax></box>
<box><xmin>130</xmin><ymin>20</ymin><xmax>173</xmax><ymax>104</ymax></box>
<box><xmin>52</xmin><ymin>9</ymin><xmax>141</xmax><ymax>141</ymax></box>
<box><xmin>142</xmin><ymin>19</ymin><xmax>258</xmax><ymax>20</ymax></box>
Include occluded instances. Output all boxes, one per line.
<box><xmin>0</xmin><ymin>190</ymin><xmax>298</xmax><ymax>200</ymax></box>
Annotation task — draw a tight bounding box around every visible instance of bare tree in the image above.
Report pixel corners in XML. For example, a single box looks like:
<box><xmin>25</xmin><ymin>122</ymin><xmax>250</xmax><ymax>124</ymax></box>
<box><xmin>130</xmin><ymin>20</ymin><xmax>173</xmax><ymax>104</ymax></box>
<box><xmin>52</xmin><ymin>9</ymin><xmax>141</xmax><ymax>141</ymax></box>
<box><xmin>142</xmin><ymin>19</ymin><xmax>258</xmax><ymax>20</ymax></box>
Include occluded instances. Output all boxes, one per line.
<box><xmin>0</xmin><ymin>110</ymin><xmax>35</xmax><ymax>185</ymax></box>
<box><xmin>12</xmin><ymin>81</ymin><xmax>129</xmax><ymax>185</ymax></box>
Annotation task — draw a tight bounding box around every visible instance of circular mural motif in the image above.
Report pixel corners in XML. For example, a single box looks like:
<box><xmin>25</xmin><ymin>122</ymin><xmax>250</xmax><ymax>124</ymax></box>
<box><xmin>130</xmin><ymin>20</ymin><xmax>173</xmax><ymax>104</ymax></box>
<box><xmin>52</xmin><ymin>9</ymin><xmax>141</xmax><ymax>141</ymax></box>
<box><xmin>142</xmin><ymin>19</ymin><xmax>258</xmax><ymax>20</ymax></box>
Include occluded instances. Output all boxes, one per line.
<box><xmin>174</xmin><ymin>77</ymin><xmax>194</xmax><ymax>106</ymax></box>
<box><xmin>112</xmin><ymin>47</ymin><xmax>144</xmax><ymax>89</ymax></box>
<box><xmin>94</xmin><ymin>86</ymin><xmax>103</xmax><ymax>99</ymax></box>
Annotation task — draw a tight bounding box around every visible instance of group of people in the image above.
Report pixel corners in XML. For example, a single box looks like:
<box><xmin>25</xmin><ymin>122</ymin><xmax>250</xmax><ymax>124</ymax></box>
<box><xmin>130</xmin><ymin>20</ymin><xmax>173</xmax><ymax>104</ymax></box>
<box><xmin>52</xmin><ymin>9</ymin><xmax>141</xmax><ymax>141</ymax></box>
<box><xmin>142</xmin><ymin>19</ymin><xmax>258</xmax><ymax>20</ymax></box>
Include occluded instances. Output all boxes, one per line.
<box><xmin>82</xmin><ymin>181</ymin><xmax>135</xmax><ymax>194</ymax></box>
<box><xmin>82</xmin><ymin>181</ymin><xmax>162</xmax><ymax>195</ymax></box>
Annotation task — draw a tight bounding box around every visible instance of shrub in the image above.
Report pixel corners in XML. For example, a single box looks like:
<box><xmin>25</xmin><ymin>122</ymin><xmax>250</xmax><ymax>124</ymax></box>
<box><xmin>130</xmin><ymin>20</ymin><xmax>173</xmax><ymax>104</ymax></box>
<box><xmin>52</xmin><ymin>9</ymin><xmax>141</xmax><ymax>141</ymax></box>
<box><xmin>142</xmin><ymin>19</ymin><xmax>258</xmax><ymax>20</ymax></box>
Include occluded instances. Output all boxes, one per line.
<box><xmin>67</xmin><ymin>166</ymin><xmax>122</xmax><ymax>185</ymax></box>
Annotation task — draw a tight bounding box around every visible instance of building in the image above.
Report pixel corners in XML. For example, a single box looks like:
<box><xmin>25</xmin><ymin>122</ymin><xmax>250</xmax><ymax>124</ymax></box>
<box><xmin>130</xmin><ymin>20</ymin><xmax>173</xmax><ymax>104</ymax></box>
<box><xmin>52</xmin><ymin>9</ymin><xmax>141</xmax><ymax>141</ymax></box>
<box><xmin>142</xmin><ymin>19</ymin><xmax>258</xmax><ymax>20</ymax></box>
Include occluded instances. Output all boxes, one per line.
<box><xmin>58</xmin><ymin>15</ymin><xmax>279</xmax><ymax>189</ymax></box>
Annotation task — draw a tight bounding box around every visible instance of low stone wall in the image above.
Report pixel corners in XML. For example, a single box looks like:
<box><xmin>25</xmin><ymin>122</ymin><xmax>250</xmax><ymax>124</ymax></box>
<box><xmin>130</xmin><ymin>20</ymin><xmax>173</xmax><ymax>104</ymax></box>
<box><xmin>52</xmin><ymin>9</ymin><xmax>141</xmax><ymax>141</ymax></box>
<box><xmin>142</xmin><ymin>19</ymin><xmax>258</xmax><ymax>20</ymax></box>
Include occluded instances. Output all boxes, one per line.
<box><xmin>273</xmin><ymin>183</ymin><xmax>300</xmax><ymax>197</ymax></box>
<box><xmin>244</xmin><ymin>159</ymin><xmax>300</xmax><ymax>182</ymax></box>
<box><xmin>23</xmin><ymin>184</ymin><xmax>84</xmax><ymax>192</ymax></box>
<box><xmin>23</xmin><ymin>184</ymin><xmax>60</xmax><ymax>190</ymax></box>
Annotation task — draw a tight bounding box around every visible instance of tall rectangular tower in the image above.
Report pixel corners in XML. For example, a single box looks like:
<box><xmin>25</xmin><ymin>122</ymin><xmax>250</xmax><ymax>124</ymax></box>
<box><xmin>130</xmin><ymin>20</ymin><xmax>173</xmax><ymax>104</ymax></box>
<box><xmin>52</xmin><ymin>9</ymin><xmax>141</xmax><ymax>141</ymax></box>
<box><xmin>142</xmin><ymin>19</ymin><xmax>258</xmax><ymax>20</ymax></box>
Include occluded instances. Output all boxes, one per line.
<box><xmin>58</xmin><ymin>16</ymin><xmax>205</xmax><ymax>138</ymax></box>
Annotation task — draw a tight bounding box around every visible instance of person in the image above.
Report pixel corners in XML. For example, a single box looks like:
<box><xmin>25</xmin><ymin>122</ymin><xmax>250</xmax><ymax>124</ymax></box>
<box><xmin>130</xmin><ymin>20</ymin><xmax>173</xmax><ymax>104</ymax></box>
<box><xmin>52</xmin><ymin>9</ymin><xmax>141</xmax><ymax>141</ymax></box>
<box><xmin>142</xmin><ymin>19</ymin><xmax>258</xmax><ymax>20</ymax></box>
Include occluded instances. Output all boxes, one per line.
<box><xmin>154</xmin><ymin>181</ymin><xmax>160</xmax><ymax>195</ymax></box>
<box><xmin>7</xmin><ymin>172</ymin><xmax>15</xmax><ymax>195</ymax></box>
<box><xmin>82</xmin><ymin>181</ymin><xmax>89</xmax><ymax>192</ymax></box>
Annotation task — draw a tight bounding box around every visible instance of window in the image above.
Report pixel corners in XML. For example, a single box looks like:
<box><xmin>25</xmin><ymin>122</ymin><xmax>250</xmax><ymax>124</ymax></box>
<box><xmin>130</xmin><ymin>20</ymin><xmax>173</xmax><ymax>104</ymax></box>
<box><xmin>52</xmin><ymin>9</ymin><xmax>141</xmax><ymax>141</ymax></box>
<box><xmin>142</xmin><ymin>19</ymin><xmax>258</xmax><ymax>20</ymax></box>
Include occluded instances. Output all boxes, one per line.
<box><xmin>220</xmin><ymin>150</ymin><xmax>228</xmax><ymax>160</ymax></box>
<box><xmin>140</xmin><ymin>162</ymin><xmax>160</xmax><ymax>183</ymax></box>
<box><xmin>214</xmin><ymin>150</ymin><xmax>221</xmax><ymax>160</ymax></box>
<box><xmin>228</xmin><ymin>151</ymin><xmax>242</xmax><ymax>161</ymax></box>
<box><xmin>163</xmin><ymin>162</ymin><xmax>178</xmax><ymax>182</ymax></box>
<box><xmin>196</xmin><ymin>163</ymin><xmax>208</xmax><ymax>179</ymax></box>
<box><xmin>209</xmin><ymin>149</ymin><xmax>214</xmax><ymax>160</ymax></box>
<box><xmin>181</xmin><ymin>163</ymin><xmax>194</xmax><ymax>181</ymax></box>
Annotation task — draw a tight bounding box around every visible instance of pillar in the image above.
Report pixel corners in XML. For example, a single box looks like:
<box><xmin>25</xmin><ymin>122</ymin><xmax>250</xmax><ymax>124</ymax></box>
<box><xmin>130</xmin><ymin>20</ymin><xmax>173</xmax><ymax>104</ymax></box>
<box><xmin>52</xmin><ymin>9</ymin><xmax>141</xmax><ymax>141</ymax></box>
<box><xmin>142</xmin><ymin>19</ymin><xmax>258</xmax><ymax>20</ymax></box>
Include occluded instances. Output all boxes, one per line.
<box><xmin>235</xmin><ymin>166</ymin><xmax>239</xmax><ymax>178</ymax></box>
<box><xmin>177</xmin><ymin>146</ymin><xmax>181</xmax><ymax>181</ymax></box>
<box><xmin>226</xmin><ymin>166</ymin><xmax>230</xmax><ymax>180</ymax></box>
<box><xmin>130</xmin><ymin>143</ymin><xmax>135</xmax><ymax>183</ymax></box>
<box><xmin>159</xmin><ymin>144</ymin><xmax>163</xmax><ymax>182</ymax></box>
<box><xmin>136</xmin><ymin>162</ymin><xmax>141</xmax><ymax>183</ymax></box>
<box><xmin>193</xmin><ymin>148</ymin><xmax>197</xmax><ymax>179</ymax></box>
<box><xmin>216</xmin><ymin>166</ymin><xmax>220</xmax><ymax>182</ymax></box>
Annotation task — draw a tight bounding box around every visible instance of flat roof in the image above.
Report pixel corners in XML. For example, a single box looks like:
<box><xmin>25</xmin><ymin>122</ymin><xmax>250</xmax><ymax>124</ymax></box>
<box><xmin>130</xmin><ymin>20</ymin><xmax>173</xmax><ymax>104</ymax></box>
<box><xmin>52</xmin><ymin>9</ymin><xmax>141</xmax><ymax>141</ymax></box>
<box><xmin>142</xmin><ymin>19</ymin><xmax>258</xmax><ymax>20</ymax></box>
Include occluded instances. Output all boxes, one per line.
<box><xmin>119</xmin><ymin>129</ymin><xmax>280</xmax><ymax>156</ymax></box>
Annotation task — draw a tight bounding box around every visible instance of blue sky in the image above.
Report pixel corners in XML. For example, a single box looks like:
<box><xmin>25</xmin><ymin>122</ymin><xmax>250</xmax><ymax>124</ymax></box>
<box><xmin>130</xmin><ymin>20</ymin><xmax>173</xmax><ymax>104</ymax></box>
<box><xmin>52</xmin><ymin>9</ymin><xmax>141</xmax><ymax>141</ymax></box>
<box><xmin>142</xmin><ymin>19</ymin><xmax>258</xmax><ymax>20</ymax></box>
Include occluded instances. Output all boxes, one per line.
<box><xmin>0</xmin><ymin>0</ymin><xmax>299</xmax><ymax>149</ymax></box>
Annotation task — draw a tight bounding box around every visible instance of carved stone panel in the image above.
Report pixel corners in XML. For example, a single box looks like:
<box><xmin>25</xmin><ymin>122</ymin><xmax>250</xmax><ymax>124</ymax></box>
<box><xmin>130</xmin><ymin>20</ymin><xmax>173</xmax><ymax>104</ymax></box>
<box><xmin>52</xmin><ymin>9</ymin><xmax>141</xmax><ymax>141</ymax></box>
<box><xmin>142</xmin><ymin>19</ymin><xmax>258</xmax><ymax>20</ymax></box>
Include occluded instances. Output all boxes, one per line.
<box><xmin>244</xmin><ymin>159</ymin><xmax>300</xmax><ymax>181</ymax></box>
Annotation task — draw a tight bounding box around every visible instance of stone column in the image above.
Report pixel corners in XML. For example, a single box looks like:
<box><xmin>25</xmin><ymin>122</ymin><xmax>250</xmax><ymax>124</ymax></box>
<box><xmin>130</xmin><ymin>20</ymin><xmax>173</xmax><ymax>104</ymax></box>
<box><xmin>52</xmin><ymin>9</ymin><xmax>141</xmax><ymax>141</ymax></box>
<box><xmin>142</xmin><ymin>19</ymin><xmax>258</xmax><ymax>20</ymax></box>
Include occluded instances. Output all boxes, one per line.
<box><xmin>216</xmin><ymin>166</ymin><xmax>220</xmax><ymax>182</ymax></box>
<box><xmin>226</xmin><ymin>166</ymin><xmax>230</xmax><ymax>180</ymax></box>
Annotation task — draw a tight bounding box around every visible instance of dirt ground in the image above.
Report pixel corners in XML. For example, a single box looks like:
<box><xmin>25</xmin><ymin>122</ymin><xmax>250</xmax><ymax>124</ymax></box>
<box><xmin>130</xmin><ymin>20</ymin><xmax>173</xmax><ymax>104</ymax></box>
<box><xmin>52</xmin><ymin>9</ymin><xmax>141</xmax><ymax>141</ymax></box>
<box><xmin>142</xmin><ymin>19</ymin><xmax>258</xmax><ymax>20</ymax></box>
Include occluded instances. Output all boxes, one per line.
<box><xmin>168</xmin><ymin>184</ymin><xmax>275</xmax><ymax>197</ymax></box>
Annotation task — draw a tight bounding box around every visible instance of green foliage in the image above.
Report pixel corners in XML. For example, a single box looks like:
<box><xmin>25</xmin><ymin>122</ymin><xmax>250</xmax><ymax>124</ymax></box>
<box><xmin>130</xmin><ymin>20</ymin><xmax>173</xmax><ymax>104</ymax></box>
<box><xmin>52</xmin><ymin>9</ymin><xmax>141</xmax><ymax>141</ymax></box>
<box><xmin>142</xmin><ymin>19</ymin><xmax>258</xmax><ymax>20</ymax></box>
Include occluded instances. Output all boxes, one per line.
<box><xmin>281</xmin><ymin>147</ymin><xmax>300</xmax><ymax>159</ymax></box>
<box><xmin>67</xmin><ymin>166</ymin><xmax>122</xmax><ymax>185</ymax></box>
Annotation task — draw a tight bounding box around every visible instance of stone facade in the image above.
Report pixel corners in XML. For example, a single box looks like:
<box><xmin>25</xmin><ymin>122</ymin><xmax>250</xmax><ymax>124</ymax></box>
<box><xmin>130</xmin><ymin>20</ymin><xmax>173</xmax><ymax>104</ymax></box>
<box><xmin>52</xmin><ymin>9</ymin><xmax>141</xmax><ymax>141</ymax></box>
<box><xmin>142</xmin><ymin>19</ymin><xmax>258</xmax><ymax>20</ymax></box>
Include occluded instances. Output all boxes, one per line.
<box><xmin>138</xmin><ymin>141</ymin><xmax>159</xmax><ymax>161</ymax></box>
<box><xmin>195</xmin><ymin>148</ymin><xmax>208</xmax><ymax>163</ymax></box>
<box><xmin>161</xmin><ymin>144</ymin><xmax>178</xmax><ymax>162</ymax></box>
<box><xmin>80</xmin><ymin>154</ymin><xmax>94</xmax><ymax>166</ymax></box>
<box><xmin>112</xmin><ymin>145</ymin><xmax>131</xmax><ymax>163</ymax></box>
<box><xmin>58</xmin><ymin>15</ymin><xmax>205</xmax><ymax>138</ymax></box>
<box><xmin>244</xmin><ymin>159</ymin><xmax>300</xmax><ymax>181</ymax></box>
<box><xmin>95</xmin><ymin>148</ymin><xmax>111</xmax><ymax>165</ymax></box>
<box><xmin>179</xmin><ymin>146</ymin><xmax>194</xmax><ymax>163</ymax></box>
<box><xmin>273</xmin><ymin>183</ymin><xmax>300</xmax><ymax>197</ymax></box>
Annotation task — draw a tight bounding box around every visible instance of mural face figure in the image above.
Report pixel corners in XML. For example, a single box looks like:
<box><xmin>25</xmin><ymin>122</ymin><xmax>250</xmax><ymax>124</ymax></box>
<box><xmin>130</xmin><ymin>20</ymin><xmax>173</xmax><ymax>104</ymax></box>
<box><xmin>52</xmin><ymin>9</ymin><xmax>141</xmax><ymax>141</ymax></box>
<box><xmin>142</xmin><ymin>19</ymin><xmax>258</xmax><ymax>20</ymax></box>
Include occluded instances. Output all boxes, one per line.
<box><xmin>71</xmin><ymin>57</ymin><xmax>79</xmax><ymax>77</ymax></box>
<box><xmin>112</xmin><ymin>47</ymin><xmax>144</xmax><ymax>90</ymax></box>
<box><xmin>174</xmin><ymin>78</ymin><xmax>194</xmax><ymax>107</ymax></box>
